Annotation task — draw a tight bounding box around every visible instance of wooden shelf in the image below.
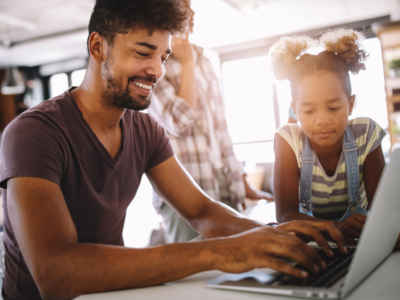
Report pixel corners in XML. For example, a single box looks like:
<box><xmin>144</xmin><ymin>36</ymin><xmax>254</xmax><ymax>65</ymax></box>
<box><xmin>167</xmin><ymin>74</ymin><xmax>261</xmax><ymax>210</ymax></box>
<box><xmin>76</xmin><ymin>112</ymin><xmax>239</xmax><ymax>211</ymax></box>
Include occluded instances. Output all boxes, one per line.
<box><xmin>373</xmin><ymin>20</ymin><xmax>400</xmax><ymax>150</ymax></box>
<box><xmin>381</xmin><ymin>44</ymin><xmax>400</xmax><ymax>50</ymax></box>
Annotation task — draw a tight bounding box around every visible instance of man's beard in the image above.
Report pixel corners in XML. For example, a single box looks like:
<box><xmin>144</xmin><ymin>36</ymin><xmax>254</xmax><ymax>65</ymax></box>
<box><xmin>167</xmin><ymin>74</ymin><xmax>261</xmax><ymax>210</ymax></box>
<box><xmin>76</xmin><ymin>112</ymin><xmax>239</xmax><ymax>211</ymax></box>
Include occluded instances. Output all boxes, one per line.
<box><xmin>101</xmin><ymin>63</ymin><xmax>156</xmax><ymax>111</ymax></box>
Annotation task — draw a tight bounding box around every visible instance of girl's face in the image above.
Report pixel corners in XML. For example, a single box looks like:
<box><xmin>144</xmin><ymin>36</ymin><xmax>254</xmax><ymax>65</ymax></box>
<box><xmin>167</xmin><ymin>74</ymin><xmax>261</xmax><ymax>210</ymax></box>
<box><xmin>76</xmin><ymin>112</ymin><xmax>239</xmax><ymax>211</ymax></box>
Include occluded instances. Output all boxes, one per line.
<box><xmin>292</xmin><ymin>72</ymin><xmax>355</xmax><ymax>150</ymax></box>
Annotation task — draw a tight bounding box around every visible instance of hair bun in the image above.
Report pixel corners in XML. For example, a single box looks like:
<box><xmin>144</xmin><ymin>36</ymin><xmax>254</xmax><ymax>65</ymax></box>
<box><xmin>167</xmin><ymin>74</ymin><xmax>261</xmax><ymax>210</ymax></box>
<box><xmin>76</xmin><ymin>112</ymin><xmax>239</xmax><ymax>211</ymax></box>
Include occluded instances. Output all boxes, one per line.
<box><xmin>320</xmin><ymin>29</ymin><xmax>368</xmax><ymax>74</ymax></box>
<box><xmin>268</xmin><ymin>36</ymin><xmax>315</xmax><ymax>80</ymax></box>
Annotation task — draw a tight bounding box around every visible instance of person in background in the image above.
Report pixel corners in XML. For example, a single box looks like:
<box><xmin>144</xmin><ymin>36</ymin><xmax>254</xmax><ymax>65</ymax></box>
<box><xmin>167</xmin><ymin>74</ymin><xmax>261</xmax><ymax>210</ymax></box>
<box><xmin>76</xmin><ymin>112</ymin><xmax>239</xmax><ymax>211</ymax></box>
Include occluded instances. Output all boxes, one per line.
<box><xmin>270</xmin><ymin>29</ymin><xmax>399</xmax><ymax>250</ymax></box>
<box><xmin>288</xmin><ymin>106</ymin><xmax>297</xmax><ymax>123</ymax></box>
<box><xmin>0</xmin><ymin>70</ymin><xmax>19</xmax><ymax>232</ymax></box>
<box><xmin>0</xmin><ymin>1</ymin><xmax>349</xmax><ymax>299</ymax></box>
<box><xmin>148</xmin><ymin>0</ymin><xmax>273</xmax><ymax>244</ymax></box>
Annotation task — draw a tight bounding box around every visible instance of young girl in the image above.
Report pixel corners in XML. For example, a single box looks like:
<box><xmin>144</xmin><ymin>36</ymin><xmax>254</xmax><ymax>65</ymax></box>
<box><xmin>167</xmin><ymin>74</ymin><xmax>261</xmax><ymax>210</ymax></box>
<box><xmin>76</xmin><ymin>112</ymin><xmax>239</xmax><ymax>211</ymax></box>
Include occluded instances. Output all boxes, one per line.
<box><xmin>270</xmin><ymin>29</ymin><xmax>388</xmax><ymax>245</ymax></box>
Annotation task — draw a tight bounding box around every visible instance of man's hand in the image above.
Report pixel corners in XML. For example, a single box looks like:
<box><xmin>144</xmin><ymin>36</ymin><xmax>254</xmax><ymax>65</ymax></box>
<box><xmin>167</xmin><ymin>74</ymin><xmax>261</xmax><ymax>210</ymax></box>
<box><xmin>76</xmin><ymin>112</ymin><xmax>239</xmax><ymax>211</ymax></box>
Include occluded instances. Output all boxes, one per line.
<box><xmin>212</xmin><ymin>226</ymin><xmax>328</xmax><ymax>279</ymax></box>
<box><xmin>334</xmin><ymin>214</ymin><xmax>366</xmax><ymax>245</ymax></box>
<box><xmin>276</xmin><ymin>220</ymin><xmax>348</xmax><ymax>256</ymax></box>
<box><xmin>171</xmin><ymin>35</ymin><xmax>196</xmax><ymax>65</ymax></box>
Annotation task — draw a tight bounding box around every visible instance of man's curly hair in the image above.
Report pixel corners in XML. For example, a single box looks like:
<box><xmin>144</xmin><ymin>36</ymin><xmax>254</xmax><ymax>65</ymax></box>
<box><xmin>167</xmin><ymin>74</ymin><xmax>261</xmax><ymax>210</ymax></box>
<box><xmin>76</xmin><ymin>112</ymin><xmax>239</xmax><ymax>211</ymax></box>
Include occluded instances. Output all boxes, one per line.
<box><xmin>88</xmin><ymin>0</ymin><xmax>190</xmax><ymax>49</ymax></box>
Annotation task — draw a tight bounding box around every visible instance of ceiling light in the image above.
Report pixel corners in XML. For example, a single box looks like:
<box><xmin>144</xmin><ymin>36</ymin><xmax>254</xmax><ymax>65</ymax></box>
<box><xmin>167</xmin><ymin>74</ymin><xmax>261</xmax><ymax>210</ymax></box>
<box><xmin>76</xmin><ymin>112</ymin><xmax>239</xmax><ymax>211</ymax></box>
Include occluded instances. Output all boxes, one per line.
<box><xmin>1</xmin><ymin>67</ymin><xmax>25</xmax><ymax>95</ymax></box>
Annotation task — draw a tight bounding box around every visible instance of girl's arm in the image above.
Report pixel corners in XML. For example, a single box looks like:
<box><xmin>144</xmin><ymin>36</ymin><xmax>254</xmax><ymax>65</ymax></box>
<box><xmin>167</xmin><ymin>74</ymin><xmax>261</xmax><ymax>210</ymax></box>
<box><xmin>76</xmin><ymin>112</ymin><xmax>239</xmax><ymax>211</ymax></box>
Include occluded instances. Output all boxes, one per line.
<box><xmin>274</xmin><ymin>134</ymin><xmax>321</xmax><ymax>223</ymax></box>
<box><xmin>363</xmin><ymin>145</ymin><xmax>386</xmax><ymax>208</ymax></box>
<box><xmin>274</xmin><ymin>134</ymin><xmax>380</xmax><ymax>245</ymax></box>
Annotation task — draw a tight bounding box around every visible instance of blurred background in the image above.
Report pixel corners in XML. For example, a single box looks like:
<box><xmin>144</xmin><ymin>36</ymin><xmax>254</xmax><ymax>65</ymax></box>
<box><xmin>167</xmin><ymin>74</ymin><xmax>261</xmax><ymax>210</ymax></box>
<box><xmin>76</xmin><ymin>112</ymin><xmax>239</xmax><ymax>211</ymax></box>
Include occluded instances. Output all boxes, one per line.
<box><xmin>1</xmin><ymin>0</ymin><xmax>400</xmax><ymax>247</ymax></box>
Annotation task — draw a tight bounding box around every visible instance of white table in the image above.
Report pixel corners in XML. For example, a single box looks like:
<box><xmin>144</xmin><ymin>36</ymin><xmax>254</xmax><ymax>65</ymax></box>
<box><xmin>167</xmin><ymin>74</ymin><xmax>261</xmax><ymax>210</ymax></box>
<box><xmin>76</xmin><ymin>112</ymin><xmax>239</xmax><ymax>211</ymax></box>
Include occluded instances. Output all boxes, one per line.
<box><xmin>75</xmin><ymin>202</ymin><xmax>400</xmax><ymax>300</ymax></box>
<box><xmin>76</xmin><ymin>251</ymin><xmax>400</xmax><ymax>300</ymax></box>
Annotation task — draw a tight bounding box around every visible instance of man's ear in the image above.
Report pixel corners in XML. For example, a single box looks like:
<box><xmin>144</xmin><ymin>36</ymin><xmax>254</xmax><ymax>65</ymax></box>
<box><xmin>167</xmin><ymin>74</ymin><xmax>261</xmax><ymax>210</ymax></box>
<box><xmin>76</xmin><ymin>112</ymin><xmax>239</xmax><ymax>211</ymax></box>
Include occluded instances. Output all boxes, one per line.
<box><xmin>88</xmin><ymin>32</ymin><xmax>106</xmax><ymax>63</ymax></box>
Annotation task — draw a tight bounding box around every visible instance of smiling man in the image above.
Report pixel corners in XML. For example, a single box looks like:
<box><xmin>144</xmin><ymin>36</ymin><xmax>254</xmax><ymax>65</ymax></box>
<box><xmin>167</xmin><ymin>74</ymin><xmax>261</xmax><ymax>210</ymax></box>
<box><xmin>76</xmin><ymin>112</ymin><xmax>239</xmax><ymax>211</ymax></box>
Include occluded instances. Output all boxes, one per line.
<box><xmin>0</xmin><ymin>1</ymin><xmax>347</xmax><ymax>300</ymax></box>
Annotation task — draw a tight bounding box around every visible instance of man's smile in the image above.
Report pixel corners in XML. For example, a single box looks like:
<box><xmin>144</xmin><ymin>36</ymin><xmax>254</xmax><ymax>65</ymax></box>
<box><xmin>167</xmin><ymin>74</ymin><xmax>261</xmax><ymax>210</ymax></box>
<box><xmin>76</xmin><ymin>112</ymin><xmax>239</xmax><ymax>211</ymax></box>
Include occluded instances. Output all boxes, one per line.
<box><xmin>133</xmin><ymin>81</ymin><xmax>153</xmax><ymax>90</ymax></box>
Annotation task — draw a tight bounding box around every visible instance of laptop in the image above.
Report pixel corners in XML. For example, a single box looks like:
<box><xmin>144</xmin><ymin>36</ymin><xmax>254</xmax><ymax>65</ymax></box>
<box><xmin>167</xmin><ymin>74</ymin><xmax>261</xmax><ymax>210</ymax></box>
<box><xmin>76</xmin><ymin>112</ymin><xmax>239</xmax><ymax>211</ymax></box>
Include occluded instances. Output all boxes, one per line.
<box><xmin>207</xmin><ymin>148</ymin><xmax>400</xmax><ymax>299</ymax></box>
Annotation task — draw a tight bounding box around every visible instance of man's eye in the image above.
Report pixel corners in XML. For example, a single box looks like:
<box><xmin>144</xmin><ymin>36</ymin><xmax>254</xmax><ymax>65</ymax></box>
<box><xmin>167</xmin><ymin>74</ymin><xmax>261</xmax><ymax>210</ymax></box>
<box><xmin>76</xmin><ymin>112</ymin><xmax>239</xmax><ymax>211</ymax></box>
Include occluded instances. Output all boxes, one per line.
<box><xmin>329</xmin><ymin>107</ymin><xmax>341</xmax><ymax>111</ymax></box>
<box><xmin>161</xmin><ymin>57</ymin><xmax>169</xmax><ymax>64</ymax></box>
<box><xmin>303</xmin><ymin>110</ymin><xmax>313</xmax><ymax>114</ymax></box>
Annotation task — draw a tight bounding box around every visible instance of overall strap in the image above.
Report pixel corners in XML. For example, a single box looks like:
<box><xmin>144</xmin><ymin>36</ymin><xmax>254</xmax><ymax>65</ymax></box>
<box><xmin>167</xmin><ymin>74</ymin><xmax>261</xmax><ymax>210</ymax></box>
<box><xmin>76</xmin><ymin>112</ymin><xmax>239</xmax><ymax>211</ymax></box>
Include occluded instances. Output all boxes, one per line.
<box><xmin>299</xmin><ymin>134</ymin><xmax>315</xmax><ymax>210</ymax></box>
<box><xmin>342</xmin><ymin>125</ymin><xmax>361</xmax><ymax>207</ymax></box>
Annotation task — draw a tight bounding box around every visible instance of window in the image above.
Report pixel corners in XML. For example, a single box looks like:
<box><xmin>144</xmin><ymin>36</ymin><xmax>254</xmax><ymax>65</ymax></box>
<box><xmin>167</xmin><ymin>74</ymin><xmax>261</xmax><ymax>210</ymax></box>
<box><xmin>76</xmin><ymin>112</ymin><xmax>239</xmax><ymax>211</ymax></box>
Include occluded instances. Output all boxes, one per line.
<box><xmin>71</xmin><ymin>69</ymin><xmax>86</xmax><ymax>86</ymax></box>
<box><xmin>349</xmin><ymin>38</ymin><xmax>391</xmax><ymax>154</ymax></box>
<box><xmin>49</xmin><ymin>73</ymin><xmax>69</xmax><ymax>98</ymax></box>
<box><xmin>49</xmin><ymin>69</ymin><xmax>87</xmax><ymax>99</ymax></box>
<box><xmin>222</xmin><ymin>37</ymin><xmax>391</xmax><ymax>169</ymax></box>
<box><xmin>222</xmin><ymin>56</ymin><xmax>276</xmax><ymax>168</ymax></box>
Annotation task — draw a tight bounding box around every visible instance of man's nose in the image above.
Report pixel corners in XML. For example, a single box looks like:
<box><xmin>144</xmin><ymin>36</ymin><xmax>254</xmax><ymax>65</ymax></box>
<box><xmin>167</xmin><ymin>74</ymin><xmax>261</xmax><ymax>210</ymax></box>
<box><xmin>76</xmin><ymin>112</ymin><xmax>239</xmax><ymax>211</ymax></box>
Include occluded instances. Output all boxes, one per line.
<box><xmin>145</xmin><ymin>58</ymin><xmax>164</xmax><ymax>79</ymax></box>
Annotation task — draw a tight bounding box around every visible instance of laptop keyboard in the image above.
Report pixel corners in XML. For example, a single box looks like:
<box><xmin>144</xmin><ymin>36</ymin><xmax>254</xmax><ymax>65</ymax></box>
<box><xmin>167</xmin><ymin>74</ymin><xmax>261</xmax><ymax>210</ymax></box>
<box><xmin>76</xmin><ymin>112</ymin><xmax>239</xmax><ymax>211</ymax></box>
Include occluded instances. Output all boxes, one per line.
<box><xmin>271</xmin><ymin>248</ymin><xmax>355</xmax><ymax>288</ymax></box>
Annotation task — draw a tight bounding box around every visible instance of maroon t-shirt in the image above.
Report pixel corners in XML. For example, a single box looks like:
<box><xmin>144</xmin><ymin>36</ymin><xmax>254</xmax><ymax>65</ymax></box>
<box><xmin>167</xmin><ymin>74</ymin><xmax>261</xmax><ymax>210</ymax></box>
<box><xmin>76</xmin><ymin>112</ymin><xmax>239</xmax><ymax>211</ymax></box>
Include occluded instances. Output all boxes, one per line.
<box><xmin>0</xmin><ymin>88</ymin><xmax>174</xmax><ymax>300</ymax></box>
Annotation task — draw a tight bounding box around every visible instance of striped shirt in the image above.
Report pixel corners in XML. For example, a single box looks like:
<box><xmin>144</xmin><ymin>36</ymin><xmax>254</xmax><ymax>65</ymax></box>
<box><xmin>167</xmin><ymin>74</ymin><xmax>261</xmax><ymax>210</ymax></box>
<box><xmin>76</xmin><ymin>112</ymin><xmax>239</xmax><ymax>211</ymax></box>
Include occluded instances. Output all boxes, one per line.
<box><xmin>148</xmin><ymin>44</ymin><xmax>245</xmax><ymax>212</ymax></box>
<box><xmin>276</xmin><ymin>117</ymin><xmax>387</xmax><ymax>219</ymax></box>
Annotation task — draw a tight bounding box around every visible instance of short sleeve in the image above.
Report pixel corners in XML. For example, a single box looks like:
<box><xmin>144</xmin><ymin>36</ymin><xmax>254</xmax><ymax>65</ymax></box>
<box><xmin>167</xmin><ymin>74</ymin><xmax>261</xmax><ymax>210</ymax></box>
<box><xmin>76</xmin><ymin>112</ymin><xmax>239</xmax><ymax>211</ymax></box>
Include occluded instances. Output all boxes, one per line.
<box><xmin>275</xmin><ymin>124</ymin><xmax>304</xmax><ymax>168</ymax></box>
<box><xmin>145</xmin><ymin>114</ymin><xmax>174</xmax><ymax>171</ymax></box>
<box><xmin>0</xmin><ymin>114</ymin><xmax>67</xmax><ymax>189</ymax></box>
<box><xmin>276</xmin><ymin>125</ymin><xmax>296</xmax><ymax>151</ymax></box>
<box><xmin>364</xmin><ymin>118</ymin><xmax>387</xmax><ymax>155</ymax></box>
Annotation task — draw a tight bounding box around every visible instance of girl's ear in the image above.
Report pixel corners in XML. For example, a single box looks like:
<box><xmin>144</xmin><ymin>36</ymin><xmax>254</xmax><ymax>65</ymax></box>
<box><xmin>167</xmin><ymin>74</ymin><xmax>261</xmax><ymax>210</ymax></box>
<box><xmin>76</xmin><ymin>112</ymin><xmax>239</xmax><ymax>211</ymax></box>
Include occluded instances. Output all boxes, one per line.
<box><xmin>349</xmin><ymin>95</ymin><xmax>356</xmax><ymax>115</ymax></box>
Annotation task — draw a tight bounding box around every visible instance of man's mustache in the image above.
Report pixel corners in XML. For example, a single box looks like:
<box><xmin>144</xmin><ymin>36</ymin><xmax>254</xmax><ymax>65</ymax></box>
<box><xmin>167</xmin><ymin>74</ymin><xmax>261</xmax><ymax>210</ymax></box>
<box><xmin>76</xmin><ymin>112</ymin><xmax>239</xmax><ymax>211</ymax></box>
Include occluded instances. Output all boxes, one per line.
<box><xmin>128</xmin><ymin>76</ymin><xmax>159</xmax><ymax>85</ymax></box>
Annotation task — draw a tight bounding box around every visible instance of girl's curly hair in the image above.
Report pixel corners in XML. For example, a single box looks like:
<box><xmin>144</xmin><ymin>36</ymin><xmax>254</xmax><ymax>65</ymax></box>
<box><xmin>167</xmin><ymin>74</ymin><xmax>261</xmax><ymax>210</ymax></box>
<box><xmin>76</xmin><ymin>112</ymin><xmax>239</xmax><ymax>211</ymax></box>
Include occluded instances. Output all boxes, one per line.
<box><xmin>268</xmin><ymin>28</ymin><xmax>369</xmax><ymax>100</ymax></box>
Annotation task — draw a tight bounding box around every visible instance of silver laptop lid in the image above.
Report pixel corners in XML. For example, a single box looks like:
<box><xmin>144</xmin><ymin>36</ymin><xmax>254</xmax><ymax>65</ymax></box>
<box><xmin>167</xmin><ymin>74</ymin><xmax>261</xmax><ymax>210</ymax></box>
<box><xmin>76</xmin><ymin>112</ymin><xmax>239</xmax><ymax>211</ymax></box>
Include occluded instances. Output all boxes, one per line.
<box><xmin>341</xmin><ymin>148</ymin><xmax>400</xmax><ymax>297</ymax></box>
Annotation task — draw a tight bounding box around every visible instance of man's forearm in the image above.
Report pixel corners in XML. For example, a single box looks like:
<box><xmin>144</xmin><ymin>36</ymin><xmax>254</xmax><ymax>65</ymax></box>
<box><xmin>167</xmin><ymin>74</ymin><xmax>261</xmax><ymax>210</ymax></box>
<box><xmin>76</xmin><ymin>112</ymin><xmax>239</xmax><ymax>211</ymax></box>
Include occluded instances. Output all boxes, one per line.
<box><xmin>36</xmin><ymin>241</ymin><xmax>218</xmax><ymax>300</ymax></box>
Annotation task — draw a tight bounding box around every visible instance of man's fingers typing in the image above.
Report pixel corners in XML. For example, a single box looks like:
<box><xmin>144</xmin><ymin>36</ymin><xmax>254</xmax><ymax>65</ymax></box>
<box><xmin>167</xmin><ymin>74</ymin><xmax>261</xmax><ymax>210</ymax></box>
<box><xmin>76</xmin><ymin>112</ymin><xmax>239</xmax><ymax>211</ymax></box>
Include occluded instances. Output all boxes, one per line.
<box><xmin>266</xmin><ymin>236</ymin><xmax>324</xmax><ymax>273</ymax></box>
<box><xmin>267</xmin><ymin>258</ymin><xmax>309</xmax><ymax>279</ymax></box>
<box><xmin>316</xmin><ymin>222</ymin><xmax>347</xmax><ymax>255</ymax></box>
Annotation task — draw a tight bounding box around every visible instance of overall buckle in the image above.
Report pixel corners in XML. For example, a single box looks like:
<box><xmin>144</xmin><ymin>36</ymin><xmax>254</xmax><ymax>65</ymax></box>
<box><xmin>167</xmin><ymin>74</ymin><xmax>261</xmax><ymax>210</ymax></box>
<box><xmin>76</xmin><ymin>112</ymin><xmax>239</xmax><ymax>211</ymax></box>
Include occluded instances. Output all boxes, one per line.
<box><xmin>300</xmin><ymin>155</ymin><xmax>315</xmax><ymax>163</ymax></box>
<box><xmin>342</xmin><ymin>143</ymin><xmax>358</xmax><ymax>152</ymax></box>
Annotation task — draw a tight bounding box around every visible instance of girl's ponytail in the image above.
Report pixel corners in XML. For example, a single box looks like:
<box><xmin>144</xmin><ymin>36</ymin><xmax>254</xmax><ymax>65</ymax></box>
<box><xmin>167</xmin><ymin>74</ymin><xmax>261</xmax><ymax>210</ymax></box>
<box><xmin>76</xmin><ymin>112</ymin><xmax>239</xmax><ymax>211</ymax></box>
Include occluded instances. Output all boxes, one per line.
<box><xmin>319</xmin><ymin>29</ymin><xmax>369</xmax><ymax>74</ymax></box>
<box><xmin>269</xmin><ymin>36</ymin><xmax>314</xmax><ymax>80</ymax></box>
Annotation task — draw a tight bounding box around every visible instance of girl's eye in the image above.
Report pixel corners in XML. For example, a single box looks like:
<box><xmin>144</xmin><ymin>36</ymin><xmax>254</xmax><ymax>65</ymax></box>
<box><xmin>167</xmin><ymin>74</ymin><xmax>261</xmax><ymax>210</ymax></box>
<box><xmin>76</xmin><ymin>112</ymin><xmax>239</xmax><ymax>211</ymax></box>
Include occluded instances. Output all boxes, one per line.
<box><xmin>137</xmin><ymin>52</ymin><xmax>149</xmax><ymax>57</ymax></box>
<box><xmin>161</xmin><ymin>57</ymin><xmax>168</xmax><ymax>64</ymax></box>
<box><xmin>329</xmin><ymin>106</ymin><xmax>341</xmax><ymax>111</ymax></box>
<box><xmin>303</xmin><ymin>110</ymin><xmax>313</xmax><ymax>114</ymax></box>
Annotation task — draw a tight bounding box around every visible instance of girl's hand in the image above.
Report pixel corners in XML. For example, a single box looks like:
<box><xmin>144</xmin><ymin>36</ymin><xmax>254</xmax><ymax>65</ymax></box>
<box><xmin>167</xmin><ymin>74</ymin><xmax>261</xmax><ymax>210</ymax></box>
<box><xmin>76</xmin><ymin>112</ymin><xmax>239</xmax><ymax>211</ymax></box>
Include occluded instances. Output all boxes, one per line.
<box><xmin>334</xmin><ymin>214</ymin><xmax>366</xmax><ymax>245</ymax></box>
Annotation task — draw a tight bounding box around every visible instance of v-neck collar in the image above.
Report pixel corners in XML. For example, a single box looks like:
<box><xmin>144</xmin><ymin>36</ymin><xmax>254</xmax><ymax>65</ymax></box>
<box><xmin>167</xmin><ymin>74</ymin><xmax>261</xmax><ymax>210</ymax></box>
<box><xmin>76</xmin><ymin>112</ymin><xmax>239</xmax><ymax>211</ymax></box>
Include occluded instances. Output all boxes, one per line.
<box><xmin>314</xmin><ymin>150</ymin><xmax>344</xmax><ymax>180</ymax></box>
<box><xmin>66</xmin><ymin>87</ymin><xmax>126</xmax><ymax>166</ymax></box>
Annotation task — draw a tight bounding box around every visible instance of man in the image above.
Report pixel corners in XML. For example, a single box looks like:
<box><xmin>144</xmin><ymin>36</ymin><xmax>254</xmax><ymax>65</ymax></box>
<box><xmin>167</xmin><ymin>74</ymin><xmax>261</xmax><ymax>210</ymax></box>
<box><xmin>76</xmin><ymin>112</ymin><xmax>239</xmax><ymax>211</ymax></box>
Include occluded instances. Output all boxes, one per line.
<box><xmin>149</xmin><ymin>0</ymin><xmax>274</xmax><ymax>243</ymax></box>
<box><xmin>0</xmin><ymin>1</ymin><xmax>346</xmax><ymax>299</ymax></box>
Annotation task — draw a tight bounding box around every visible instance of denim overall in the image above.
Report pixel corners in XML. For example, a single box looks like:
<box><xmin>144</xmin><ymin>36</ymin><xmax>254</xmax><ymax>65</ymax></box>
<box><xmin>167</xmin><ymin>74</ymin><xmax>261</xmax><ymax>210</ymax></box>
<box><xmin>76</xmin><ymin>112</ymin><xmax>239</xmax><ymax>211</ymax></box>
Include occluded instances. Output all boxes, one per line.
<box><xmin>299</xmin><ymin>126</ymin><xmax>368</xmax><ymax>221</ymax></box>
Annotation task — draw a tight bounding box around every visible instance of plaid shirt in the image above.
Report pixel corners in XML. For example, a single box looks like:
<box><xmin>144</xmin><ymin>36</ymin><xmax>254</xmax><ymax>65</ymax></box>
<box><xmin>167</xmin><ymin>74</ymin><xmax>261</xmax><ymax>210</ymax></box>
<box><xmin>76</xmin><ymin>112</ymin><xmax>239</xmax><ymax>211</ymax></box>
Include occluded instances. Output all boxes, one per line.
<box><xmin>148</xmin><ymin>45</ymin><xmax>245</xmax><ymax>212</ymax></box>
